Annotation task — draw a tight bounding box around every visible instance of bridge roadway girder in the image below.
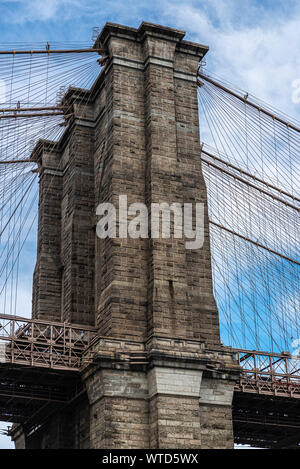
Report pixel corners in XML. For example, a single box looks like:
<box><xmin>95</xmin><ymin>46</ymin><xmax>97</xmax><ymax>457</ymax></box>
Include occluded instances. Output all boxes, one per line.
<box><xmin>1</xmin><ymin>362</ymin><xmax>300</xmax><ymax>448</ymax></box>
<box><xmin>1</xmin><ymin>312</ymin><xmax>300</xmax><ymax>448</ymax></box>
<box><xmin>233</xmin><ymin>392</ymin><xmax>300</xmax><ymax>449</ymax></box>
<box><xmin>0</xmin><ymin>363</ymin><xmax>82</xmax><ymax>432</ymax></box>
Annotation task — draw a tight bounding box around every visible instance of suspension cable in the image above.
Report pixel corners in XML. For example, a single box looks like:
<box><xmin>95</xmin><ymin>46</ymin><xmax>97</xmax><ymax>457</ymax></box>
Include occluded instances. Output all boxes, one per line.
<box><xmin>198</xmin><ymin>73</ymin><xmax>300</xmax><ymax>134</ymax></box>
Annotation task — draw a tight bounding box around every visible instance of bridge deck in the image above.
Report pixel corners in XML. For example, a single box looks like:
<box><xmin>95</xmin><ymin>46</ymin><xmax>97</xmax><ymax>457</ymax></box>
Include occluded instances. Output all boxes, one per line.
<box><xmin>1</xmin><ymin>314</ymin><xmax>300</xmax><ymax>447</ymax></box>
<box><xmin>233</xmin><ymin>392</ymin><xmax>300</xmax><ymax>448</ymax></box>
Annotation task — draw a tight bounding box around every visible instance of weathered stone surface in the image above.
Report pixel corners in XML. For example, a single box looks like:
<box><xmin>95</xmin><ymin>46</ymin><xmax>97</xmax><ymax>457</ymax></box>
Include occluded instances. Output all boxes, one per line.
<box><xmin>20</xmin><ymin>21</ymin><xmax>240</xmax><ymax>450</ymax></box>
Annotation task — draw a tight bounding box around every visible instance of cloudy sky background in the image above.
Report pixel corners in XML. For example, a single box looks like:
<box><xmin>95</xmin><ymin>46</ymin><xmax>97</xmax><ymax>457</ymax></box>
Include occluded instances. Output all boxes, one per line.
<box><xmin>0</xmin><ymin>0</ymin><xmax>299</xmax><ymax>449</ymax></box>
<box><xmin>0</xmin><ymin>0</ymin><xmax>299</xmax><ymax>116</ymax></box>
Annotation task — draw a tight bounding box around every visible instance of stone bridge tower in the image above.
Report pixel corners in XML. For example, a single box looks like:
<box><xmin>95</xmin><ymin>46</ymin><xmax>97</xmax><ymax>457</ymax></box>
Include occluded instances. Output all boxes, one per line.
<box><xmin>15</xmin><ymin>22</ymin><xmax>239</xmax><ymax>449</ymax></box>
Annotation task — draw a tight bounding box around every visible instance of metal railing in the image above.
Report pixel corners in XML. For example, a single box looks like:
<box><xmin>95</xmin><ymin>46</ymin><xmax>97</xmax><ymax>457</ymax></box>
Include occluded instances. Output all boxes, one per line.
<box><xmin>1</xmin><ymin>313</ymin><xmax>300</xmax><ymax>398</ymax></box>
<box><xmin>234</xmin><ymin>349</ymin><xmax>300</xmax><ymax>398</ymax></box>
<box><xmin>0</xmin><ymin>313</ymin><xmax>96</xmax><ymax>371</ymax></box>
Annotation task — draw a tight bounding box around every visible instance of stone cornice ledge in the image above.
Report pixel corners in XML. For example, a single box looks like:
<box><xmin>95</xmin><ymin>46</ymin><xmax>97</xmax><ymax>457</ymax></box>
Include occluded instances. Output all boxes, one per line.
<box><xmin>95</xmin><ymin>21</ymin><xmax>209</xmax><ymax>59</ymax></box>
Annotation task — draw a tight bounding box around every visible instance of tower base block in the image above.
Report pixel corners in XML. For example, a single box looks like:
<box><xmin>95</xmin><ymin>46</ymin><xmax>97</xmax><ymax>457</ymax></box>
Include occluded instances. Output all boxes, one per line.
<box><xmin>82</xmin><ymin>336</ymin><xmax>240</xmax><ymax>449</ymax></box>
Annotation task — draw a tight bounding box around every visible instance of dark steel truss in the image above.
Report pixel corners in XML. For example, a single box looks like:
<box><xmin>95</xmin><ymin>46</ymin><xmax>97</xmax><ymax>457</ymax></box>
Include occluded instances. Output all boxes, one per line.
<box><xmin>233</xmin><ymin>393</ymin><xmax>300</xmax><ymax>448</ymax></box>
<box><xmin>1</xmin><ymin>314</ymin><xmax>300</xmax><ymax>396</ymax></box>
<box><xmin>1</xmin><ymin>314</ymin><xmax>300</xmax><ymax>447</ymax></box>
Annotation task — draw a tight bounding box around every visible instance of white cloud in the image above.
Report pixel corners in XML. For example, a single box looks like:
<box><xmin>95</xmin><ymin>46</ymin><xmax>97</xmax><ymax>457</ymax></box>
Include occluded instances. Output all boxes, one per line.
<box><xmin>0</xmin><ymin>0</ymin><xmax>84</xmax><ymax>23</ymax></box>
<box><xmin>1</xmin><ymin>0</ymin><xmax>299</xmax><ymax>121</ymax></box>
<box><xmin>292</xmin><ymin>79</ymin><xmax>300</xmax><ymax>104</ymax></box>
<box><xmin>159</xmin><ymin>0</ymin><xmax>300</xmax><ymax>119</ymax></box>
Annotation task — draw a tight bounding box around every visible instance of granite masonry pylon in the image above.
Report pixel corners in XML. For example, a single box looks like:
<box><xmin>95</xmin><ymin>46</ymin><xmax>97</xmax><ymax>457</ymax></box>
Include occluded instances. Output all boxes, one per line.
<box><xmin>13</xmin><ymin>22</ymin><xmax>240</xmax><ymax>449</ymax></box>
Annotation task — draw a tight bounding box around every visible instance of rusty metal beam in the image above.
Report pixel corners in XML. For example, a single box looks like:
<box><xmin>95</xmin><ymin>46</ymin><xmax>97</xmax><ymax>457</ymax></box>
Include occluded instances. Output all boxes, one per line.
<box><xmin>0</xmin><ymin>159</ymin><xmax>35</xmax><ymax>164</ymax></box>
<box><xmin>0</xmin><ymin>106</ymin><xmax>67</xmax><ymax>113</ymax></box>
<box><xmin>233</xmin><ymin>348</ymin><xmax>300</xmax><ymax>398</ymax></box>
<box><xmin>0</xmin><ymin>111</ymin><xmax>64</xmax><ymax>119</ymax></box>
<box><xmin>0</xmin><ymin>313</ymin><xmax>96</xmax><ymax>371</ymax></box>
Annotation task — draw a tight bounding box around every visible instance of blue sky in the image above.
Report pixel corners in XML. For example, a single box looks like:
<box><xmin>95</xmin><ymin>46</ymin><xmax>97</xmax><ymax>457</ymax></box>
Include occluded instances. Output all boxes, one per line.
<box><xmin>0</xmin><ymin>0</ymin><xmax>299</xmax><ymax>449</ymax></box>
<box><xmin>0</xmin><ymin>0</ymin><xmax>299</xmax><ymax>117</ymax></box>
